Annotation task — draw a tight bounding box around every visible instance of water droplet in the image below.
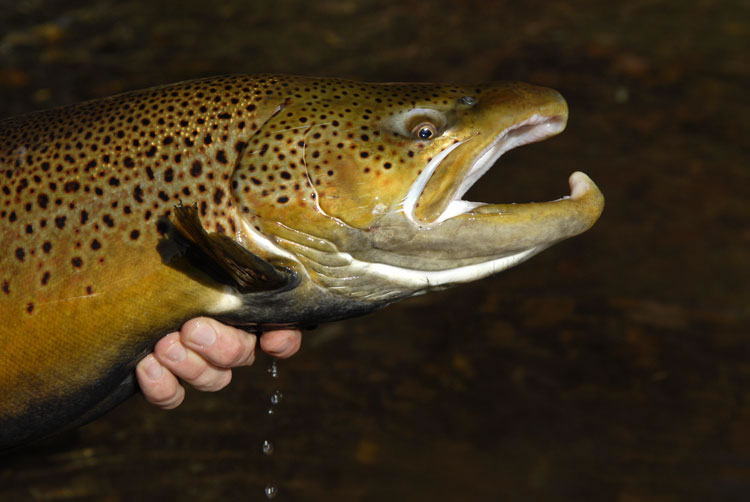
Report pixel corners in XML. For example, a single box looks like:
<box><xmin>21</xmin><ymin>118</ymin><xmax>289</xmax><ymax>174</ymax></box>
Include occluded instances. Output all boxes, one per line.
<box><xmin>268</xmin><ymin>359</ymin><xmax>279</xmax><ymax>378</ymax></box>
<box><xmin>264</xmin><ymin>483</ymin><xmax>278</xmax><ymax>499</ymax></box>
<box><xmin>262</xmin><ymin>439</ymin><xmax>274</xmax><ymax>456</ymax></box>
<box><xmin>270</xmin><ymin>390</ymin><xmax>283</xmax><ymax>405</ymax></box>
<box><xmin>267</xmin><ymin>407</ymin><xmax>275</xmax><ymax>416</ymax></box>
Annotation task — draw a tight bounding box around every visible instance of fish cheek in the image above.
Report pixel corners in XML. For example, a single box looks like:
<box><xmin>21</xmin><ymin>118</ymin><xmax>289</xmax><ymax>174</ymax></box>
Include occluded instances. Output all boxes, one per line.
<box><xmin>307</xmin><ymin>140</ymin><xmax>416</xmax><ymax>229</ymax></box>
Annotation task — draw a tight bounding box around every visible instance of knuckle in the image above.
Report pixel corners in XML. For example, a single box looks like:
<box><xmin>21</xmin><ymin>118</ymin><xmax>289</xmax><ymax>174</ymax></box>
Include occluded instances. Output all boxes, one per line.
<box><xmin>157</xmin><ymin>387</ymin><xmax>185</xmax><ymax>409</ymax></box>
<box><xmin>192</xmin><ymin>369</ymin><xmax>232</xmax><ymax>392</ymax></box>
<box><xmin>224</xmin><ymin>338</ymin><xmax>253</xmax><ymax>367</ymax></box>
<box><xmin>146</xmin><ymin>380</ymin><xmax>180</xmax><ymax>407</ymax></box>
<box><xmin>179</xmin><ymin>360</ymin><xmax>210</xmax><ymax>382</ymax></box>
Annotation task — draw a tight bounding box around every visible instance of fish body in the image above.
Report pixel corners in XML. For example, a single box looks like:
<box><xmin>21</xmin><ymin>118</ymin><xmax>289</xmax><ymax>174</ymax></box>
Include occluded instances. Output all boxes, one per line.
<box><xmin>0</xmin><ymin>75</ymin><xmax>603</xmax><ymax>449</ymax></box>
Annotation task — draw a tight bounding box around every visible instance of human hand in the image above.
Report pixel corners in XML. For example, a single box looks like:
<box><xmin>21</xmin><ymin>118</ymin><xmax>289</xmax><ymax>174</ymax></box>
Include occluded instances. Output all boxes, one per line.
<box><xmin>134</xmin><ymin>318</ymin><xmax>302</xmax><ymax>409</ymax></box>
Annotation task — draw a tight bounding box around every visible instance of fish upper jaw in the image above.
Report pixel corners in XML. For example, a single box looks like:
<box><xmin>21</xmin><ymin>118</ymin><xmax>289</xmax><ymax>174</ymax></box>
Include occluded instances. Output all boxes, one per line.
<box><xmin>407</xmin><ymin>111</ymin><xmax>568</xmax><ymax>226</ymax></box>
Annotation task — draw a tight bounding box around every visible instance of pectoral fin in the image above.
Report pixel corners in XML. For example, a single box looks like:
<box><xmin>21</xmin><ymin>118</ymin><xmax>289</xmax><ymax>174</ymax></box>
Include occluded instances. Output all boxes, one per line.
<box><xmin>172</xmin><ymin>204</ymin><xmax>291</xmax><ymax>292</ymax></box>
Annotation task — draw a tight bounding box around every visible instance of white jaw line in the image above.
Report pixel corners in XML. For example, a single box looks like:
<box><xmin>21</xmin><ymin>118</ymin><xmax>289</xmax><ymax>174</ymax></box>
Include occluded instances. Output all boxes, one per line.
<box><xmin>400</xmin><ymin>138</ymin><xmax>469</xmax><ymax>226</ymax></box>
<box><xmin>404</xmin><ymin>114</ymin><xmax>566</xmax><ymax>225</ymax></box>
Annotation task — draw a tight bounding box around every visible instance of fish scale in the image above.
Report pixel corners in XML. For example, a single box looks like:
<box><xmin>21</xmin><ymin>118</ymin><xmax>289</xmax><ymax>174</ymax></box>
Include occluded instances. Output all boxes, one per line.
<box><xmin>0</xmin><ymin>74</ymin><xmax>604</xmax><ymax>449</ymax></box>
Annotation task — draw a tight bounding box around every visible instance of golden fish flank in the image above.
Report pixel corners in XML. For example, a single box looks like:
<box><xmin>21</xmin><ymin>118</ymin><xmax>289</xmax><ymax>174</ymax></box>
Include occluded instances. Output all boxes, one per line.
<box><xmin>0</xmin><ymin>75</ymin><xmax>603</xmax><ymax>449</ymax></box>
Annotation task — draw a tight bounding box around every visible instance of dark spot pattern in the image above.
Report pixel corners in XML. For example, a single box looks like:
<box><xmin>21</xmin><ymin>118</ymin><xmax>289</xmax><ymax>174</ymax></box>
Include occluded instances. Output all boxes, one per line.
<box><xmin>0</xmin><ymin>75</ymin><xmax>290</xmax><ymax>310</ymax></box>
<box><xmin>1</xmin><ymin>73</ymin><xmax>481</xmax><ymax>318</ymax></box>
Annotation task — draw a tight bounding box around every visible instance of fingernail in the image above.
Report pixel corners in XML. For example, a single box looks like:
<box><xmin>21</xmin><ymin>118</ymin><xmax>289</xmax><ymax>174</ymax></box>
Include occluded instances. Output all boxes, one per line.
<box><xmin>143</xmin><ymin>357</ymin><xmax>163</xmax><ymax>381</ymax></box>
<box><xmin>188</xmin><ymin>322</ymin><xmax>216</xmax><ymax>347</ymax></box>
<box><xmin>165</xmin><ymin>341</ymin><xmax>186</xmax><ymax>362</ymax></box>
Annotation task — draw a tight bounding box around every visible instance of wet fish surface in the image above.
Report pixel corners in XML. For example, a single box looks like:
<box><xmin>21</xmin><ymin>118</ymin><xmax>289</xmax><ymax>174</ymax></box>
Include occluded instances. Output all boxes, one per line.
<box><xmin>0</xmin><ymin>74</ymin><xmax>603</xmax><ymax>449</ymax></box>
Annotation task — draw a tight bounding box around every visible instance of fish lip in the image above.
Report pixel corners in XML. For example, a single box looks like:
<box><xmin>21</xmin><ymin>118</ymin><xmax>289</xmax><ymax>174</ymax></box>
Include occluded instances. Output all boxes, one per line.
<box><xmin>420</xmin><ymin>113</ymin><xmax>568</xmax><ymax>224</ymax></box>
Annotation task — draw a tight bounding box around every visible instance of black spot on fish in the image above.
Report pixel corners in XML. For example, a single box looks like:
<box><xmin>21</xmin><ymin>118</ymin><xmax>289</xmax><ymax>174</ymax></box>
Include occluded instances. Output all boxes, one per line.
<box><xmin>71</xmin><ymin>257</ymin><xmax>83</xmax><ymax>268</ymax></box>
<box><xmin>55</xmin><ymin>216</ymin><xmax>66</xmax><ymax>229</ymax></box>
<box><xmin>213</xmin><ymin>188</ymin><xmax>225</xmax><ymax>204</ymax></box>
<box><xmin>15</xmin><ymin>247</ymin><xmax>25</xmax><ymax>261</ymax></box>
<box><xmin>64</xmin><ymin>181</ymin><xmax>80</xmax><ymax>193</ymax></box>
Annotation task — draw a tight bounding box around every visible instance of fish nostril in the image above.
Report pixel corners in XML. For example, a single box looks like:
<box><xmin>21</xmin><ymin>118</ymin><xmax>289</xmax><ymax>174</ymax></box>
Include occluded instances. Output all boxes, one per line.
<box><xmin>458</xmin><ymin>96</ymin><xmax>477</xmax><ymax>106</ymax></box>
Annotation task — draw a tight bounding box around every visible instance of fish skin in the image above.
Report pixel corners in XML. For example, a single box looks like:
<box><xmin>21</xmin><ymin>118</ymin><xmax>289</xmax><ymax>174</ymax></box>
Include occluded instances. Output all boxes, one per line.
<box><xmin>0</xmin><ymin>75</ymin><xmax>603</xmax><ymax>449</ymax></box>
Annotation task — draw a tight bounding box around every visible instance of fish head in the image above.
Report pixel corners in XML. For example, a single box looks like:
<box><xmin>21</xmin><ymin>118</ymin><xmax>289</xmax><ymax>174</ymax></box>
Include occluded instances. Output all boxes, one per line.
<box><xmin>232</xmin><ymin>78</ymin><xmax>604</xmax><ymax>299</ymax></box>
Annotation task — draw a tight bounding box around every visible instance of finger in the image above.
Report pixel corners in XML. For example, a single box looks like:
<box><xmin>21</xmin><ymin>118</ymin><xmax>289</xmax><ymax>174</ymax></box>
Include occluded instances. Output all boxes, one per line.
<box><xmin>153</xmin><ymin>331</ymin><xmax>233</xmax><ymax>392</ymax></box>
<box><xmin>260</xmin><ymin>329</ymin><xmax>302</xmax><ymax>359</ymax></box>
<box><xmin>180</xmin><ymin>318</ymin><xmax>257</xmax><ymax>368</ymax></box>
<box><xmin>135</xmin><ymin>353</ymin><xmax>186</xmax><ymax>409</ymax></box>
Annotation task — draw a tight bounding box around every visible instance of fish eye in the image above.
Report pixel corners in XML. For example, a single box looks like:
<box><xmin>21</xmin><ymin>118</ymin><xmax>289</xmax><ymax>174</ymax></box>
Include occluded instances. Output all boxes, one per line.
<box><xmin>385</xmin><ymin>108</ymin><xmax>446</xmax><ymax>139</ymax></box>
<box><xmin>413</xmin><ymin>123</ymin><xmax>436</xmax><ymax>140</ymax></box>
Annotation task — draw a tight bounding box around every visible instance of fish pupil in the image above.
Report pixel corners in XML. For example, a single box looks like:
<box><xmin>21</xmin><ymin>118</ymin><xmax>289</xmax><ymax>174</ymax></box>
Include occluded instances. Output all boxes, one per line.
<box><xmin>418</xmin><ymin>127</ymin><xmax>433</xmax><ymax>139</ymax></box>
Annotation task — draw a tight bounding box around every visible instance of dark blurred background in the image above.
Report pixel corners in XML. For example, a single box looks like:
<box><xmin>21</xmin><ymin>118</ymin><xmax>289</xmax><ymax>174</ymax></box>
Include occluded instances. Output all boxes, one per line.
<box><xmin>0</xmin><ymin>1</ymin><xmax>747</xmax><ymax>500</ymax></box>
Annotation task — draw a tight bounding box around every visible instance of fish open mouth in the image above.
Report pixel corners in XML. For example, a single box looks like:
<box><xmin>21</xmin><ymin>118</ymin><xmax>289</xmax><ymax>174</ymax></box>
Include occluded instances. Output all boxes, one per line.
<box><xmin>403</xmin><ymin>113</ymin><xmax>572</xmax><ymax>225</ymax></box>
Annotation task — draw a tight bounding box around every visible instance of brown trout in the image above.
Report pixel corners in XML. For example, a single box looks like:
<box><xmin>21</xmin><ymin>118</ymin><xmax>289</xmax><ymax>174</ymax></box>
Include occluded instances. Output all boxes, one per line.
<box><xmin>0</xmin><ymin>75</ymin><xmax>603</xmax><ymax>449</ymax></box>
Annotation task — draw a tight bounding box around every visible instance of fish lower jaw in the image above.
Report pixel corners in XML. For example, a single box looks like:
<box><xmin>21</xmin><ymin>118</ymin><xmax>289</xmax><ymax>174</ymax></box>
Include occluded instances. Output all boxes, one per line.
<box><xmin>437</xmin><ymin>171</ymin><xmax>601</xmax><ymax>224</ymax></box>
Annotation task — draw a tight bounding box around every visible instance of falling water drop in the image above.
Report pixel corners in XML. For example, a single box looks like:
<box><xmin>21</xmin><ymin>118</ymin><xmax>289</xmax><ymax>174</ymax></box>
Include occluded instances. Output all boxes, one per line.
<box><xmin>270</xmin><ymin>390</ymin><xmax>283</xmax><ymax>405</ymax></box>
<box><xmin>264</xmin><ymin>483</ymin><xmax>278</xmax><ymax>499</ymax></box>
<box><xmin>268</xmin><ymin>359</ymin><xmax>279</xmax><ymax>379</ymax></box>
<box><xmin>262</xmin><ymin>358</ymin><xmax>282</xmax><ymax>498</ymax></box>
